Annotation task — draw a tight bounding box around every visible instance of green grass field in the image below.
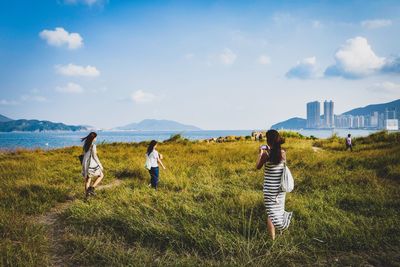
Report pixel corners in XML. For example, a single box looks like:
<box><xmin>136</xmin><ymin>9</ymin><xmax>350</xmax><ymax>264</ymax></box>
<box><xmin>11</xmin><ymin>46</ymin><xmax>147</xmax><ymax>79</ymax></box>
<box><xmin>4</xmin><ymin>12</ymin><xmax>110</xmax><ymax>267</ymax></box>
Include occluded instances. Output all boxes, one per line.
<box><xmin>1</xmin><ymin>131</ymin><xmax>400</xmax><ymax>266</ymax></box>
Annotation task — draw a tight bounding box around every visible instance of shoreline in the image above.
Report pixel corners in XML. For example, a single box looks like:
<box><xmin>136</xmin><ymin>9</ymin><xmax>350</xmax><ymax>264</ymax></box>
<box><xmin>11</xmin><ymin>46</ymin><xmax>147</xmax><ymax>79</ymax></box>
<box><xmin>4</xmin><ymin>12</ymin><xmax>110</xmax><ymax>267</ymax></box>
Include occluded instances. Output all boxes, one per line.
<box><xmin>0</xmin><ymin>129</ymin><xmax>394</xmax><ymax>152</ymax></box>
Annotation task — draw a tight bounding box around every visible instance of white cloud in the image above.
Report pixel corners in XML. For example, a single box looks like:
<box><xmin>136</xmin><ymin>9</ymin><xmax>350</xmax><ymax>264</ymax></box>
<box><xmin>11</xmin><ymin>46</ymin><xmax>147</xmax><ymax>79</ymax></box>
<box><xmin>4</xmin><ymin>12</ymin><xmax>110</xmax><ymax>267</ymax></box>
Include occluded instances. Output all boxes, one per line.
<box><xmin>56</xmin><ymin>82</ymin><xmax>84</xmax><ymax>94</ymax></box>
<box><xmin>131</xmin><ymin>90</ymin><xmax>155</xmax><ymax>103</ymax></box>
<box><xmin>55</xmin><ymin>63</ymin><xmax>100</xmax><ymax>77</ymax></box>
<box><xmin>20</xmin><ymin>95</ymin><xmax>48</xmax><ymax>102</ymax></box>
<box><xmin>312</xmin><ymin>20</ymin><xmax>323</xmax><ymax>29</ymax></box>
<box><xmin>325</xmin><ymin>36</ymin><xmax>385</xmax><ymax>78</ymax></box>
<box><xmin>258</xmin><ymin>55</ymin><xmax>271</xmax><ymax>65</ymax></box>
<box><xmin>286</xmin><ymin>56</ymin><xmax>319</xmax><ymax>79</ymax></box>
<box><xmin>382</xmin><ymin>56</ymin><xmax>400</xmax><ymax>74</ymax></box>
<box><xmin>272</xmin><ymin>13</ymin><xmax>295</xmax><ymax>25</ymax></box>
<box><xmin>184</xmin><ymin>53</ymin><xmax>194</xmax><ymax>60</ymax></box>
<box><xmin>63</xmin><ymin>0</ymin><xmax>104</xmax><ymax>6</ymax></box>
<box><xmin>90</xmin><ymin>86</ymin><xmax>108</xmax><ymax>93</ymax></box>
<box><xmin>0</xmin><ymin>92</ymin><xmax>48</xmax><ymax>105</ymax></box>
<box><xmin>367</xmin><ymin>81</ymin><xmax>400</xmax><ymax>95</ymax></box>
<box><xmin>0</xmin><ymin>99</ymin><xmax>19</xmax><ymax>105</ymax></box>
<box><xmin>361</xmin><ymin>19</ymin><xmax>392</xmax><ymax>29</ymax></box>
<box><xmin>39</xmin><ymin>27</ymin><xmax>83</xmax><ymax>50</ymax></box>
<box><xmin>219</xmin><ymin>48</ymin><xmax>237</xmax><ymax>65</ymax></box>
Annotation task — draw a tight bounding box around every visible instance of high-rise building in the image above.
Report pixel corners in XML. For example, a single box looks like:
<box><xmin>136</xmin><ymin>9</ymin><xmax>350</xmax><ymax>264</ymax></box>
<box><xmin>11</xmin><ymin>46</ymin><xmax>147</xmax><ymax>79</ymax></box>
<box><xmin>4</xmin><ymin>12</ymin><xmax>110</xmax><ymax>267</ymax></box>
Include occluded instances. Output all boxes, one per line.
<box><xmin>384</xmin><ymin>108</ymin><xmax>399</xmax><ymax>130</ymax></box>
<box><xmin>335</xmin><ymin>114</ymin><xmax>353</xmax><ymax>128</ymax></box>
<box><xmin>352</xmin><ymin>115</ymin><xmax>365</xmax><ymax>128</ymax></box>
<box><xmin>323</xmin><ymin>100</ymin><xmax>334</xmax><ymax>128</ymax></box>
<box><xmin>306</xmin><ymin>101</ymin><xmax>320</xmax><ymax>128</ymax></box>
<box><xmin>370</xmin><ymin>112</ymin><xmax>379</xmax><ymax>128</ymax></box>
<box><xmin>378</xmin><ymin>113</ymin><xmax>385</xmax><ymax>129</ymax></box>
<box><xmin>385</xmin><ymin>119</ymin><xmax>399</xmax><ymax>130</ymax></box>
<box><xmin>385</xmin><ymin>108</ymin><xmax>396</xmax><ymax>120</ymax></box>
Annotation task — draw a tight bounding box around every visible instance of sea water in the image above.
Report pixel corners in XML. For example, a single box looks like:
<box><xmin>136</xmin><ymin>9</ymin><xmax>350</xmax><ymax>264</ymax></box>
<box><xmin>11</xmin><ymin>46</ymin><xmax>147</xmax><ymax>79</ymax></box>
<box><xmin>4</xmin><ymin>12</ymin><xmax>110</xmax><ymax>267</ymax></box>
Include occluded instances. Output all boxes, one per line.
<box><xmin>0</xmin><ymin>129</ymin><xmax>379</xmax><ymax>149</ymax></box>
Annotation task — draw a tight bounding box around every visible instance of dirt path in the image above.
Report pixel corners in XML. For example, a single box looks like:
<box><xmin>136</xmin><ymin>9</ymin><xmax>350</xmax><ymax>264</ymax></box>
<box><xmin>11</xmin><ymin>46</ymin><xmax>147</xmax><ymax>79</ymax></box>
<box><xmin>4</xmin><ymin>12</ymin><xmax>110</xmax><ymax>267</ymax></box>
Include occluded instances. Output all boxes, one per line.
<box><xmin>312</xmin><ymin>146</ymin><xmax>323</xmax><ymax>152</ymax></box>
<box><xmin>35</xmin><ymin>179</ymin><xmax>123</xmax><ymax>267</ymax></box>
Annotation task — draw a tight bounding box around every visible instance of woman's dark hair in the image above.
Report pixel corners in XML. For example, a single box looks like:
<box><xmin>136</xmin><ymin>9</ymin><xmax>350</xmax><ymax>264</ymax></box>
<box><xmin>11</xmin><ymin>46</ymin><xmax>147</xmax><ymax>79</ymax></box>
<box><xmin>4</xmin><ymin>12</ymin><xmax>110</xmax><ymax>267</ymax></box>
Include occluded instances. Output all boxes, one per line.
<box><xmin>147</xmin><ymin>140</ymin><xmax>158</xmax><ymax>155</ymax></box>
<box><xmin>266</xmin><ymin>130</ymin><xmax>285</xmax><ymax>164</ymax></box>
<box><xmin>81</xmin><ymin>132</ymin><xmax>97</xmax><ymax>153</ymax></box>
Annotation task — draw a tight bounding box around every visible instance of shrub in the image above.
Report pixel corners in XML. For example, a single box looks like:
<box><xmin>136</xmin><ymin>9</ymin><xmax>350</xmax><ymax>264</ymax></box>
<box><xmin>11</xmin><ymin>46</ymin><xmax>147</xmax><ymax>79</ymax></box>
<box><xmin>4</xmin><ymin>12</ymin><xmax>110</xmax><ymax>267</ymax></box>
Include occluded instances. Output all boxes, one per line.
<box><xmin>279</xmin><ymin>130</ymin><xmax>306</xmax><ymax>139</ymax></box>
<box><xmin>164</xmin><ymin>133</ymin><xmax>188</xmax><ymax>143</ymax></box>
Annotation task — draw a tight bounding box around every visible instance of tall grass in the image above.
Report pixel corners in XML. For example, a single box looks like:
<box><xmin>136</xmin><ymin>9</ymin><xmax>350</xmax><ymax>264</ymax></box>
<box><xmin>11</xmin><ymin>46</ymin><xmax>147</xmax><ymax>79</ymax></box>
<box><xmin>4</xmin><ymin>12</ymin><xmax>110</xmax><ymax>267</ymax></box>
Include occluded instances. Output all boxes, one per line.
<box><xmin>1</xmin><ymin>133</ymin><xmax>399</xmax><ymax>266</ymax></box>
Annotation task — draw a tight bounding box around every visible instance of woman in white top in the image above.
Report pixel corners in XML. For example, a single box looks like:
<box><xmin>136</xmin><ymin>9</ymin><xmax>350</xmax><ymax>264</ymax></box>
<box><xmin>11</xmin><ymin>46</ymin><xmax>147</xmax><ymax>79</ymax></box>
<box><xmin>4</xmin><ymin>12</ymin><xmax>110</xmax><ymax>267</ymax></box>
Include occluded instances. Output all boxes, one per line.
<box><xmin>145</xmin><ymin>140</ymin><xmax>166</xmax><ymax>189</ymax></box>
<box><xmin>81</xmin><ymin>132</ymin><xmax>104</xmax><ymax>197</ymax></box>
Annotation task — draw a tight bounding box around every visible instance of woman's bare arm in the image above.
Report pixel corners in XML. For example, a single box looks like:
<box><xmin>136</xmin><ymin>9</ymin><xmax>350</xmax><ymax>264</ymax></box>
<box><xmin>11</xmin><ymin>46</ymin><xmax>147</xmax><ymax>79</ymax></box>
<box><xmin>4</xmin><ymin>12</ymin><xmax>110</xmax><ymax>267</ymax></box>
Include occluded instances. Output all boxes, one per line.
<box><xmin>158</xmin><ymin>155</ymin><xmax>166</xmax><ymax>169</ymax></box>
<box><xmin>256</xmin><ymin>151</ymin><xmax>268</xmax><ymax>169</ymax></box>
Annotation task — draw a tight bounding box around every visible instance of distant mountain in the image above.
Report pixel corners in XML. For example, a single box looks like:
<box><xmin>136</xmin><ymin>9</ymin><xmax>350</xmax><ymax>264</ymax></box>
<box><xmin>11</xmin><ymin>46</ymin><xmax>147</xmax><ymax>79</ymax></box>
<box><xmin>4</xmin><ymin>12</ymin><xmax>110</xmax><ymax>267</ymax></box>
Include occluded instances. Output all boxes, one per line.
<box><xmin>0</xmin><ymin>119</ymin><xmax>87</xmax><ymax>132</ymax></box>
<box><xmin>117</xmin><ymin>119</ymin><xmax>202</xmax><ymax>131</ymax></box>
<box><xmin>342</xmin><ymin>99</ymin><xmax>400</xmax><ymax>116</ymax></box>
<box><xmin>271</xmin><ymin>117</ymin><xmax>306</xmax><ymax>130</ymax></box>
<box><xmin>0</xmin><ymin>114</ymin><xmax>13</xmax><ymax>123</ymax></box>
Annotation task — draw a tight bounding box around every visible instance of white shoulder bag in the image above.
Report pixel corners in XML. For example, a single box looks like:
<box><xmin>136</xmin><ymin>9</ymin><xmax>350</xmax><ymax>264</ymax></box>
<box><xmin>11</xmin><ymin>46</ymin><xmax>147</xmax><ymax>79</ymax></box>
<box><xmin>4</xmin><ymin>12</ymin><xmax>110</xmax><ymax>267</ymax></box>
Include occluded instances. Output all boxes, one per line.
<box><xmin>144</xmin><ymin>153</ymin><xmax>152</xmax><ymax>170</ymax></box>
<box><xmin>280</xmin><ymin>162</ymin><xmax>294</xmax><ymax>192</ymax></box>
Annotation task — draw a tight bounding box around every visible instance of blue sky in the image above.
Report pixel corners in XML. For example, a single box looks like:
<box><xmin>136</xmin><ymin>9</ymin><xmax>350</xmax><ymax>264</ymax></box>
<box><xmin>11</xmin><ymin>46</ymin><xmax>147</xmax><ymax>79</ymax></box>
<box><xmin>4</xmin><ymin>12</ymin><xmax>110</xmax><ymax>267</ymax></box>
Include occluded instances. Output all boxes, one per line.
<box><xmin>0</xmin><ymin>0</ymin><xmax>399</xmax><ymax>129</ymax></box>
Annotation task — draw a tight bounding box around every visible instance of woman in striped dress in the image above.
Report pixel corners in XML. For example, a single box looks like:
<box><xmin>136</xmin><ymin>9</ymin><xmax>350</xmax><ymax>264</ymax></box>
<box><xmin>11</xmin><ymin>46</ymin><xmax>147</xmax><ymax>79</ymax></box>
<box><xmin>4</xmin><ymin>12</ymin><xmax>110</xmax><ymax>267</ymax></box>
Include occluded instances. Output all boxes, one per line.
<box><xmin>256</xmin><ymin>129</ymin><xmax>292</xmax><ymax>240</ymax></box>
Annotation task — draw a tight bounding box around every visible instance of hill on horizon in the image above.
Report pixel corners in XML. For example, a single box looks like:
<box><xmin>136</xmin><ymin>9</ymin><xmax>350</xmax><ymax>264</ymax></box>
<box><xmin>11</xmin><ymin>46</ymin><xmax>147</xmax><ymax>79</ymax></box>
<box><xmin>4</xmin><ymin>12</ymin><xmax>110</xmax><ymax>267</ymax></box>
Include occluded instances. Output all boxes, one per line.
<box><xmin>0</xmin><ymin>119</ymin><xmax>87</xmax><ymax>132</ymax></box>
<box><xmin>0</xmin><ymin>114</ymin><xmax>13</xmax><ymax>123</ymax></box>
<box><xmin>270</xmin><ymin>117</ymin><xmax>306</xmax><ymax>130</ymax></box>
<box><xmin>343</xmin><ymin>99</ymin><xmax>400</xmax><ymax>116</ymax></box>
<box><xmin>116</xmin><ymin>119</ymin><xmax>202</xmax><ymax>131</ymax></box>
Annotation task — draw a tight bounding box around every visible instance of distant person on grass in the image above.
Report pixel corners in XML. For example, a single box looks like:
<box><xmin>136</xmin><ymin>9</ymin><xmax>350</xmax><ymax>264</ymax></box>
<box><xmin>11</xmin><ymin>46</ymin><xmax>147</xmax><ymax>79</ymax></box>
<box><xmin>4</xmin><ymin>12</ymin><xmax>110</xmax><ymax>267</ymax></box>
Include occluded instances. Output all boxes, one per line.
<box><xmin>81</xmin><ymin>132</ymin><xmax>104</xmax><ymax>197</ymax></box>
<box><xmin>346</xmin><ymin>134</ymin><xmax>353</xmax><ymax>151</ymax></box>
<box><xmin>256</xmin><ymin>129</ymin><xmax>292</xmax><ymax>240</ymax></box>
<box><xmin>145</xmin><ymin>140</ymin><xmax>166</xmax><ymax>189</ymax></box>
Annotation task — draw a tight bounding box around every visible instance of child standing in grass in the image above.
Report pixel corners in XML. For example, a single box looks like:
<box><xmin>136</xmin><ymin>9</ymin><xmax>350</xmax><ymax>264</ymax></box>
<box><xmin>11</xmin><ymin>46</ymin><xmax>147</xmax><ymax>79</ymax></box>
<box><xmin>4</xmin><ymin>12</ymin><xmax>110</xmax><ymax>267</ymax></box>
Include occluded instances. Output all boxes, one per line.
<box><xmin>145</xmin><ymin>140</ymin><xmax>166</xmax><ymax>189</ymax></box>
<box><xmin>81</xmin><ymin>132</ymin><xmax>104</xmax><ymax>197</ymax></box>
<box><xmin>256</xmin><ymin>130</ymin><xmax>292</xmax><ymax>240</ymax></box>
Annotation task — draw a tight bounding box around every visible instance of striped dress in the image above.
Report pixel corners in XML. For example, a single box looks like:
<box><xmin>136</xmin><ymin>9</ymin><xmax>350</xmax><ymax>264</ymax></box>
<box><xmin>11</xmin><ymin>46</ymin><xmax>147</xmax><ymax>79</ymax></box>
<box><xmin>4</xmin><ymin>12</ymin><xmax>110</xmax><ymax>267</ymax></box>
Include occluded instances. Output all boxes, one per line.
<box><xmin>263</xmin><ymin>161</ymin><xmax>293</xmax><ymax>230</ymax></box>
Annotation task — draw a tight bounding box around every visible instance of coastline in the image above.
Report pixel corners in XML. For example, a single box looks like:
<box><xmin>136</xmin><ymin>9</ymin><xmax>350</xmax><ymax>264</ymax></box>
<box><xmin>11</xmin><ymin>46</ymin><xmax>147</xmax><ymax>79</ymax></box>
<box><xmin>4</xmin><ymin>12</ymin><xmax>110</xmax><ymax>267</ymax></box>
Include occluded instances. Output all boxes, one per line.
<box><xmin>0</xmin><ymin>129</ymin><xmax>391</xmax><ymax>151</ymax></box>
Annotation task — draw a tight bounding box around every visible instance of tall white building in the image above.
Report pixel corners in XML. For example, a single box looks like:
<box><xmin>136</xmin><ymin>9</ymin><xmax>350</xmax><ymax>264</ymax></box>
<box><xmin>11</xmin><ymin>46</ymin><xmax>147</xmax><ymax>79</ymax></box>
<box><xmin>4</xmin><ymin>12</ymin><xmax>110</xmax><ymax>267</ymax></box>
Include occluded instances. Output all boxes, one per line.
<box><xmin>306</xmin><ymin>101</ymin><xmax>320</xmax><ymax>128</ymax></box>
<box><xmin>384</xmin><ymin>108</ymin><xmax>398</xmax><ymax>130</ymax></box>
<box><xmin>385</xmin><ymin>119</ymin><xmax>399</xmax><ymax>130</ymax></box>
<box><xmin>370</xmin><ymin>112</ymin><xmax>379</xmax><ymax>128</ymax></box>
<box><xmin>352</xmin><ymin>116</ymin><xmax>365</xmax><ymax>128</ymax></box>
<box><xmin>323</xmin><ymin>100</ymin><xmax>334</xmax><ymax>128</ymax></box>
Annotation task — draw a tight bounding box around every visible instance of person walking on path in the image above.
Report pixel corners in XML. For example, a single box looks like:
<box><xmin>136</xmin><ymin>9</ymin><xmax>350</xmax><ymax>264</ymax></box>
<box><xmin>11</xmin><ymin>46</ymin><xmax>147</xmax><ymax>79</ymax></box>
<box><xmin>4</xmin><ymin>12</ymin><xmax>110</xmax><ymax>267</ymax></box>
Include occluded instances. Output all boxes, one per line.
<box><xmin>346</xmin><ymin>134</ymin><xmax>353</xmax><ymax>151</ymax></box>
<box><xmin>81</xmin><ymin>132</ymin><xmax>104</xmax><ymax>197</ymax></box>
<box><xmin>256</xmin><ymin>129</ymin><xmax>292</xmax><ymax>240</ymax></box>
<box><xmin>145</xmin><ymin>140</ymin><xmax>166</xmax><ymax>189</ymax></box>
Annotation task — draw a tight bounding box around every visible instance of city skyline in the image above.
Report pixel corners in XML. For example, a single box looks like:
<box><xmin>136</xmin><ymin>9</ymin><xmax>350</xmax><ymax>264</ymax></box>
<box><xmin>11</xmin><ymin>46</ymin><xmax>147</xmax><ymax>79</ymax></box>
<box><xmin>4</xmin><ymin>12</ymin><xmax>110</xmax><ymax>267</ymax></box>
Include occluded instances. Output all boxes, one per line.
<box><xmin>1</xmin><ymin>1</ymin><xmax>400</xmax><ymax>130</ymax></box>
<box><xmin>306</xmin><ymin>99</ymin><xmax>399</xmax><ymax>130</ymax></box>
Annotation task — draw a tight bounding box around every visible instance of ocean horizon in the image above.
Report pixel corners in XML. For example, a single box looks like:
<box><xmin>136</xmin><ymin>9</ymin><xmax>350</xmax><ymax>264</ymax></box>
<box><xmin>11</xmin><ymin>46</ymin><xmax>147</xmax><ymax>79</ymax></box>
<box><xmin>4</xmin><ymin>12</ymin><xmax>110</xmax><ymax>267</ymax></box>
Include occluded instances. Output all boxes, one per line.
<box><xmin>0</xmin><ymin>129</ymin><xmax>381</xmax><ymax>150</ymax></box>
